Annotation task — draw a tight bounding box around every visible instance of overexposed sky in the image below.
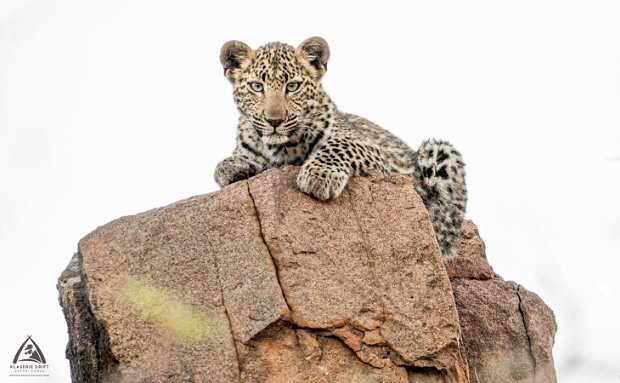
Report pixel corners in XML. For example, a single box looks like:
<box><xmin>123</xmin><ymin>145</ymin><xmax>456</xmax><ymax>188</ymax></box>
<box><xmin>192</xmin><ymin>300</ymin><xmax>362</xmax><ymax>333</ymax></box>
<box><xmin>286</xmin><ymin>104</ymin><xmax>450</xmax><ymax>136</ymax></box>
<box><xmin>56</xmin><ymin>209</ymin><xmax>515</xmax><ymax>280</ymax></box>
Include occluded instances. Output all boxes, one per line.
<box><xmin>1</xmin><ymin>1</ymin><xmax>619</xmax><ymax>382</ymax></box>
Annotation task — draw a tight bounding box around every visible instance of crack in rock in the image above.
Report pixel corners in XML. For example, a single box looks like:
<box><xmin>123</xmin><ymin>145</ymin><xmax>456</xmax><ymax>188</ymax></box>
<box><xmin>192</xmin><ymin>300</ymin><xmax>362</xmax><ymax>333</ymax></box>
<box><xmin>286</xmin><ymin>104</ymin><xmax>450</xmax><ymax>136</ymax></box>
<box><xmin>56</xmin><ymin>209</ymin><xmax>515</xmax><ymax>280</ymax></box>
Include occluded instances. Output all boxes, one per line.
<box><xmin>246</xmin><ymin>181</ymin><xmax>294</xmax><ymax>319</ymax></box>
<box><xmin>517</xmin><ymin>284</ymin><xmax>537</xmax><ymax>380</ymax></box>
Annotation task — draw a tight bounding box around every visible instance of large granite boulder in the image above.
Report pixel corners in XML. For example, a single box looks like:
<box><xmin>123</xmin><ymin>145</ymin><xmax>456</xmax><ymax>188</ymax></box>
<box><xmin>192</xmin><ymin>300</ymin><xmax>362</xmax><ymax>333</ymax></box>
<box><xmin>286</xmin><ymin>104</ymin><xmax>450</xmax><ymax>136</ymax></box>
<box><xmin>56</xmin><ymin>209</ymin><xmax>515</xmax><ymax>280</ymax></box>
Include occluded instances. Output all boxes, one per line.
<box><xmin>58</xmin><ymin>167</ymin><xmax>556</xmax><ymax>382</ymax></box>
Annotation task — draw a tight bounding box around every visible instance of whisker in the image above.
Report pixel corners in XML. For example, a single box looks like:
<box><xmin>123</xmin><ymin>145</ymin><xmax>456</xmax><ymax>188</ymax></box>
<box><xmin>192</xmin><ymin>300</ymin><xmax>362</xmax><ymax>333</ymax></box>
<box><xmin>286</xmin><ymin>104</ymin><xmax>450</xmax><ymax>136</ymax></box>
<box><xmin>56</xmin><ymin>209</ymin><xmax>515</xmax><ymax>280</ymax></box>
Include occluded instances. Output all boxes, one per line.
<box><xmin>252</xmin><ymin>122</ymin><xmax>272</xmax><ymax>137</ymax></box>
<box><xmin>278</xmin><ymin>125</ymin><xmax>300</xmax><ymax>137</ymax></box>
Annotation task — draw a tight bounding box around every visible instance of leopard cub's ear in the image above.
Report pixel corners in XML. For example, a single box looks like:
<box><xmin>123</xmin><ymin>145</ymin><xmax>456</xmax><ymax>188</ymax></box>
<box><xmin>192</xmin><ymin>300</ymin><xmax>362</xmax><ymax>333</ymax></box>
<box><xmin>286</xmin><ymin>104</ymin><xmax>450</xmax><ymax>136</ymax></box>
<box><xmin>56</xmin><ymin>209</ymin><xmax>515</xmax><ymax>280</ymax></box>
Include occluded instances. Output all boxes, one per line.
<box><xmin>220</xmin><ymin>40</ymin><xmax>254</xmax><ymax>83</ymax></box>
<box><xmin>296</xmin><ymin>36</ymin><xmax>330</xmax><ymax>80</ymax></box>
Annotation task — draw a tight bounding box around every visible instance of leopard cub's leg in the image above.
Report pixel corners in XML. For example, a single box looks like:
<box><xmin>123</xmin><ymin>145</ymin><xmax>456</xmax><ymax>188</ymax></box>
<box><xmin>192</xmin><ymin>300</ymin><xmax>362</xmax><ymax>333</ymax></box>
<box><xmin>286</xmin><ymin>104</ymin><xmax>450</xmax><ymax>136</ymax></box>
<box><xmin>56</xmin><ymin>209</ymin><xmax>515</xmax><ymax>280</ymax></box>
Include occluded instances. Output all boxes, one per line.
<box><xmin>296</xmin><ymin>141</ymin><xmax>352</xmax><ymax>201</ymax></box>
<box><xmin>413</xmin><ymin>139</ymin><xmax>467</xmax><ymax>260</ymax></box>
<box><xmin>297</xmin><ymin>159</ymin><xmax>350</xmax><ymax>201</ymax></box>
<box><xmin>214</xmin><ymin>156</ymin><xmax>259</xmax><ymax>187</ymax></box>
<box><xmin>297</xmin><ymin>136</ymin><xmax>392</xmax><ymax>201</ymax></box>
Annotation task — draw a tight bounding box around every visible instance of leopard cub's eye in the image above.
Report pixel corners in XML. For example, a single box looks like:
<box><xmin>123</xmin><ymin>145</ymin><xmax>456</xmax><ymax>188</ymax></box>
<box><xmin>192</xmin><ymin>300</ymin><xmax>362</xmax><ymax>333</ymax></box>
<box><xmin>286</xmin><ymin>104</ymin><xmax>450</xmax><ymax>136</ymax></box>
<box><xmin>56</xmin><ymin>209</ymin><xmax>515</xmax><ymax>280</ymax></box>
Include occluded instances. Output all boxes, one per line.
<box><xmin>249</xmin><ymin>82</ymin><xmax>264</xmax><ymax>93</ymax></box>
<box><xmin>286</xmin><ymin>81</ymin><xmax>301</xmax><ymax>93</ymax></box>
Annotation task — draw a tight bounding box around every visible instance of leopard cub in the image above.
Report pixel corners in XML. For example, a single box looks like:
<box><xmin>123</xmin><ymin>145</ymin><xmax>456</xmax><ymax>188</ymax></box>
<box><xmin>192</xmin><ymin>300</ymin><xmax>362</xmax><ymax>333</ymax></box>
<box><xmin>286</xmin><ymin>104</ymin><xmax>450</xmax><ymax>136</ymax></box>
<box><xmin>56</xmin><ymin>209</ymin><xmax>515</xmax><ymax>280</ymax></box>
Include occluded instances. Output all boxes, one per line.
<box><xmin>215</xmin><ymin>37</ymin><xmax>467</xmax><ymax>260</ymax></box>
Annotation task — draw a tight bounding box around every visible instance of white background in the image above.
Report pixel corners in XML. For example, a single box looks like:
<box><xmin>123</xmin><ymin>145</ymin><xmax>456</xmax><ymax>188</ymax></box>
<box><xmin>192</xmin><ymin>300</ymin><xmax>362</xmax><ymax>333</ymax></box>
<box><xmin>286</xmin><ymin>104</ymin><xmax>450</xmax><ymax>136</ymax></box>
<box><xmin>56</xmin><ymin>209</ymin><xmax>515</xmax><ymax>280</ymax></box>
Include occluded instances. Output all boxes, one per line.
<box><xmin>1</xmin><ymin>0</ymin><xmax>619</xmax><ymax>382</ymax></box>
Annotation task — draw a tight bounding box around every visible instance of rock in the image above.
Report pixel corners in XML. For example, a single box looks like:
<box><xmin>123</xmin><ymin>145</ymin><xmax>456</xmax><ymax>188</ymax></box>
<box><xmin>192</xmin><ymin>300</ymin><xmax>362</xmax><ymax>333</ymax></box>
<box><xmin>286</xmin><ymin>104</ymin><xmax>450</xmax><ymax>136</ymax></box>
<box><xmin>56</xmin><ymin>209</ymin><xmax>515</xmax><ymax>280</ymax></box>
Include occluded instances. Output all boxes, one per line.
<box><xmin>58</xmin><ymin>166</ymin><xmax>556</xmax><ymax>382</ymax></box>
<box><xmin>445</xmin><ymin>221</ymin><xmax>557</xmax><ymax>383</ymax></box>
<box><xmin>445</xmin><ymin>220</ymin><xmax>495</xmax><ymax>280</ymax></box>
<box><xmin>58</xmin><ymin>253</ymin><xmax>119</xmax><ymax>382</ymax></box>
<box><xmin>247</xmin><ymin>170</ymin><xmax>466</xmax><ymax>376</ymax></box>
<box><xmin>451</xmin><ymin>279</ymin><xmax>557</xmax><ymax>383</ymax></box>
<box><xmin>516</xmin><ymin>285</ymin><xmax>558</xmax><ymax>383</ymax></box>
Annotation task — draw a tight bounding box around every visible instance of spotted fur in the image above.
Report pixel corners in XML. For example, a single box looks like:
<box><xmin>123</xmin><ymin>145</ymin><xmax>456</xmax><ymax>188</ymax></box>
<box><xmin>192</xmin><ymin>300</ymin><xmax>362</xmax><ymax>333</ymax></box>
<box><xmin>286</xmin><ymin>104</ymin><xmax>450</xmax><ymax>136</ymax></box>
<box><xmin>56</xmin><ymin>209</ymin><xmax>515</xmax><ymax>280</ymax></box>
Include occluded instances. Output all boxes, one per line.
<box><xmin>215</xmin><ymin>37</ymin><xmax>467</xmax><ymax>260</ymax></box>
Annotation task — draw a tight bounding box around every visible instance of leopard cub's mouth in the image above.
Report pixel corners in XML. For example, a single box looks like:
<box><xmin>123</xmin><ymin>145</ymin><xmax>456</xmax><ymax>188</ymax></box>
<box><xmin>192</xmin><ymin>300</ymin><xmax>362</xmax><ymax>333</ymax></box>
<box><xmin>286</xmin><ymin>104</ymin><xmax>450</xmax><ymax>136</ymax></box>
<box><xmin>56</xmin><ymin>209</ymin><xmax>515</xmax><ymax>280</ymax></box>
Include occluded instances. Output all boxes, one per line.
<box><xmin>259</xmin><ymin>123</ymin><xmax>300</xmax><ymax>146</ymax></box>
<box><xmin>261</xmin><ymin>134</ymin><xmax>292</xmax><ymax>145</ymax></box>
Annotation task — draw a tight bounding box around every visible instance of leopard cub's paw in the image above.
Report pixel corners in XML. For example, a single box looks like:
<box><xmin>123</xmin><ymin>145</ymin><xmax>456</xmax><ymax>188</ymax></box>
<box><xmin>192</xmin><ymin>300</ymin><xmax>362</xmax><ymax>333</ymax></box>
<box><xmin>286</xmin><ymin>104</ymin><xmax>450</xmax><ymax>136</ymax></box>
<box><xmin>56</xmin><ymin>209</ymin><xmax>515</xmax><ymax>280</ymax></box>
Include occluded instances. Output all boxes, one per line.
<box><xmin>214</xmin><ymin>158</ymin><xmax>256</xmax><ymax>187</ymax></box>
<box><xmin>297</xmin><ymin>165</ymin><xmax>349</xmax><ymax>201</ymax></box>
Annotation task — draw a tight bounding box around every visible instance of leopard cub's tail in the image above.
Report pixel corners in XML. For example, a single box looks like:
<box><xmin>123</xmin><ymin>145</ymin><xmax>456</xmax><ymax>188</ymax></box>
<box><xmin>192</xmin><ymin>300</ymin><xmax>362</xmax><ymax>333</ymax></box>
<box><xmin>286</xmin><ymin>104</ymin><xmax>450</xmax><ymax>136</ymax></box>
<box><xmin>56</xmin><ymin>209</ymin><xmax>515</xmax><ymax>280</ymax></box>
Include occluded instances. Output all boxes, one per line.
<box><xmin>412</xmin><ymin>138</ymin><xmax>467</xmax><ymax>260</ymax></box>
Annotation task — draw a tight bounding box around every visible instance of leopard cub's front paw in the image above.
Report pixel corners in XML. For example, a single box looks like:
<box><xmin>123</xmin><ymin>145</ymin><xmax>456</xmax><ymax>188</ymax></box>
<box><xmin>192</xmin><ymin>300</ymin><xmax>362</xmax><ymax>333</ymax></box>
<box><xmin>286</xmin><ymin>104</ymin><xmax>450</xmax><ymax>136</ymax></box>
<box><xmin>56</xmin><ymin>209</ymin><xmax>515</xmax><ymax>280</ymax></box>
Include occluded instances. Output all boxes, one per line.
<box><xmin>214</xmin><ymin>158</ymin><xmax>256</xmax><ymax>187</ymax></box>
<box><xmin>297</xmin><ymin>165</ymin><xmax>350</xmax><ymax>201</ymax></box>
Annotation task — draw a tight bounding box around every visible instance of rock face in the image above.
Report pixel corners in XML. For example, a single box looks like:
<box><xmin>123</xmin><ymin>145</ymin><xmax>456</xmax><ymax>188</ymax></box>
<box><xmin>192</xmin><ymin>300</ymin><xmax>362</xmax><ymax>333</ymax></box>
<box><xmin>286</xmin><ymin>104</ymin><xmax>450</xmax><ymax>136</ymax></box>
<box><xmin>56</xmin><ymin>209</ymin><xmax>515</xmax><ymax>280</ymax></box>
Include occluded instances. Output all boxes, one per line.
<box><xmin>57</xmin><ymin>167</ymin><xmax>557</xmax><ymax>383</ymax></box>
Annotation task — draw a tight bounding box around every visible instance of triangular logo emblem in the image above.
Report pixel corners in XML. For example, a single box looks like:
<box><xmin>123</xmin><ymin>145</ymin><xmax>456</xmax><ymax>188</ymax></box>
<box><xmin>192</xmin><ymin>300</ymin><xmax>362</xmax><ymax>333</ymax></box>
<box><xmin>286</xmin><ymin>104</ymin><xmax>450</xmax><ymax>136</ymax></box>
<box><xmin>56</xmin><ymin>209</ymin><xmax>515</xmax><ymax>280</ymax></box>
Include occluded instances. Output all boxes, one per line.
<box><xmin>12</xmin><ymin>336</ymin><xmax>46</xmax><ymax>364</ymax></box>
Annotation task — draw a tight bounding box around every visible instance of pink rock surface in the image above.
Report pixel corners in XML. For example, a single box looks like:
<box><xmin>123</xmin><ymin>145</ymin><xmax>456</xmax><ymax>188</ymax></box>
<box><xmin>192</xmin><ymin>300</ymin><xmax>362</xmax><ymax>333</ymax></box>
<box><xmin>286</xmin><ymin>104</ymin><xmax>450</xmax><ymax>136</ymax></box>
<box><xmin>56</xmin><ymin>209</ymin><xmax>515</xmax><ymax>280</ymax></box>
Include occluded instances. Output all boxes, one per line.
<box><xmin>58</xmin><ymin>166</ymin><xmax>555</xmax><ymax>383</ymax></box>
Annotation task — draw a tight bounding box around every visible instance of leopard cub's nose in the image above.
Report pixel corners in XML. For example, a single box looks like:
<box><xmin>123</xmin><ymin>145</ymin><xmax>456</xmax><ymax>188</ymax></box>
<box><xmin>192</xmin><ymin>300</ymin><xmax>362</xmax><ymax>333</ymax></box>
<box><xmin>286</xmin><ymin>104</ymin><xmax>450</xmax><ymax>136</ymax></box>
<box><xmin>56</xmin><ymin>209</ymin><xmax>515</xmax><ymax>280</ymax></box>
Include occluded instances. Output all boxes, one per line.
<box><xmin>266</xmin><ymin>119</ymin><xmax>283</xmax><ymax>128</ymax></box>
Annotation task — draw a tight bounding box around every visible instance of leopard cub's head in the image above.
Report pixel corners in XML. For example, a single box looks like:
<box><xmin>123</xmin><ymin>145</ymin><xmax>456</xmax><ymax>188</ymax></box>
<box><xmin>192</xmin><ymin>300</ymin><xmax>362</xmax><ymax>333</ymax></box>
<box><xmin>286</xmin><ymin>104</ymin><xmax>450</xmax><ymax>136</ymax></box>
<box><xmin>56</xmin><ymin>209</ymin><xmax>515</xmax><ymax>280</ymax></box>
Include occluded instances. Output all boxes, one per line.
<box><xmin>220</xmin><ymin>37</ymin><xmax>330</xmax><ymax>145</ymax></box>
